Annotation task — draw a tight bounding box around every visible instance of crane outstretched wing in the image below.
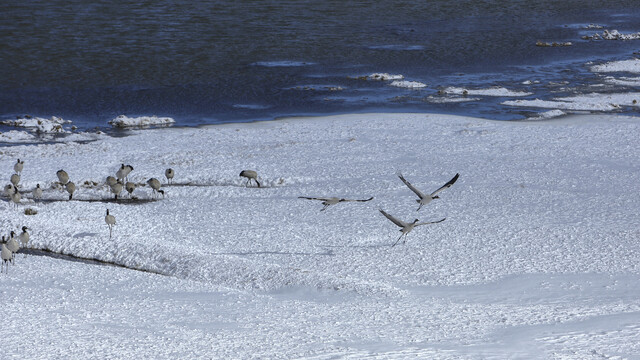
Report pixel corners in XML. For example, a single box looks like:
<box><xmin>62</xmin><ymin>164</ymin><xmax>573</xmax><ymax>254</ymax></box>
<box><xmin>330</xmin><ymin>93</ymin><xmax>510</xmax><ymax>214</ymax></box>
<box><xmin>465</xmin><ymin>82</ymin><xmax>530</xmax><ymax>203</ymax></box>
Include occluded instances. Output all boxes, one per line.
<box><xmin>298</xmin><ymin>196</ymin><xmax>332</xmax><ymax>201</ymax></box>
<box><xmin>379</xmin><ymin>209</ymin><xmax>407</xmax><ymax>228</ymax></box>
<box><xmin>341</xmin><ymin>197</ymin><xmax>374</xmax><ymax>202</ymax></box>
<box><xmin>416</xmin><ymin>218</ymin><xmax>446</xmax><ymax>226</ymax></box>
<box><xmin>430</xmin><ymin>173</ymin><xmax>459</xmax><ymax>196</ymax></box>
<box><xmin>397</xmin><ymin>173</ymin><xmax>426</xmax><ymax>198</ymax></box>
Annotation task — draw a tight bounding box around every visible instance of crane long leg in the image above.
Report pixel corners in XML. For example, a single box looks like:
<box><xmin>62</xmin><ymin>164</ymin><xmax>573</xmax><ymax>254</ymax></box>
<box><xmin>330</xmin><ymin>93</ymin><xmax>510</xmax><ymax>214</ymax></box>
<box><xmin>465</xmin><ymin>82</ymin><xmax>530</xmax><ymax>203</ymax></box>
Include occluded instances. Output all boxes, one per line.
<box><xmin>417</xmin><ymin>203</ymin><xmax>423</xmax><ymax>211</ymax></box>
<box><xmin>320</xmin><ymin>204</ymin><xmax>329</xmax><ymax>211</ymax></box>
<box><xmin>392</xmin><ymin>234</ymin><xmax>405</xmax><ymax>247</ymax></box>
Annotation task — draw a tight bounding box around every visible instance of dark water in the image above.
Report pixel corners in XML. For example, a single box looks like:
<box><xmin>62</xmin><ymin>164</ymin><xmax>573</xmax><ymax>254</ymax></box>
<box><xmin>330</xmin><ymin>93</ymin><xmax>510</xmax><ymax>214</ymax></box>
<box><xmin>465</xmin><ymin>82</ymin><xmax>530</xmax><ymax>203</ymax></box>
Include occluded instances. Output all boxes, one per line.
<box><xmin>1</xmin><ymin>0</ymin><xmax>640</xmax><ymax>130</ymax></box>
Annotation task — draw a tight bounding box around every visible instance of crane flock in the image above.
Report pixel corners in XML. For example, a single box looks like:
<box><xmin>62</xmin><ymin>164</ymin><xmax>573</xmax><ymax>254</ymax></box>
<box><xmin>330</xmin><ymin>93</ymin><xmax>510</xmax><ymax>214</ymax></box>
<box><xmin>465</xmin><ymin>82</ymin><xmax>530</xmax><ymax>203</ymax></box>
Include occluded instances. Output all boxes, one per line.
<box><xmin>2</xmin><ymin>157</ymin><xmax>460</xmax><ymax>275</ymax></box>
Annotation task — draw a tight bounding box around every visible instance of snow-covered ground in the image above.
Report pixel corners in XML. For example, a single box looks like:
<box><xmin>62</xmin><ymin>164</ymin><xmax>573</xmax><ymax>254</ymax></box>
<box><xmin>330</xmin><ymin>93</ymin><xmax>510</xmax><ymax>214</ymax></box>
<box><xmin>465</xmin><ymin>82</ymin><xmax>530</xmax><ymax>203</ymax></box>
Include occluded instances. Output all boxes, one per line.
<box><xmin>1</xmin><ymin>112</ymin><xmax>640</xmax><ymax>359</ymax></box>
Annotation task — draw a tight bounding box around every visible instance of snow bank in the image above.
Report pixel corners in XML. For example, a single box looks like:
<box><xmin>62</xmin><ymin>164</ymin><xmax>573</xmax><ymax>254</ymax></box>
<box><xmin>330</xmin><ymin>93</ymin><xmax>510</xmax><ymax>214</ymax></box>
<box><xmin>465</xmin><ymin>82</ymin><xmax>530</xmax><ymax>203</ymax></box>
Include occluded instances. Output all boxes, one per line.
<box><xmin>109</xmin><ymin>115</ymin><xmax>175</xmax><ymax>128</ymax></box>
<box><xmin>0</xmin><ymin>115</ymin><xmax>71</xmax><ymax>133</ymax></box>
<box><xmin>442</xmin><ymin>86</ymin><xmax>532</xmax><ymax>97</ymax></box>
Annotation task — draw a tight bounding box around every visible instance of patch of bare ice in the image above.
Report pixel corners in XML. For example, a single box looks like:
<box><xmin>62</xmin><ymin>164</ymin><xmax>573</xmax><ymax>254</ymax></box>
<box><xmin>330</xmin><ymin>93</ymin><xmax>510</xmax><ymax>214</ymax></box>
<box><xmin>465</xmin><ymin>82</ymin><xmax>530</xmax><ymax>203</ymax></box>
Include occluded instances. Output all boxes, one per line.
<box><xmin>443</xmin><ymin>86</ymin><xmax>532</xmax><ymax>97</ymax></box>
<box><xmin>109</xmin><ymin>115</ymin><xmax>175</xmax><ymax>128</ymax></box>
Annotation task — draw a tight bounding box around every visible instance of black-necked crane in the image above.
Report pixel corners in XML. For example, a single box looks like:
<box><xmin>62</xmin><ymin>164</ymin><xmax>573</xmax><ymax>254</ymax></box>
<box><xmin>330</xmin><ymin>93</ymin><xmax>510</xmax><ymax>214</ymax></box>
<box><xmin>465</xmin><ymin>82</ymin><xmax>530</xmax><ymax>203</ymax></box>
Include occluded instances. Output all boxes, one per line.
<box><xmin>125</xmin><ymin>181</ymin><xmax>136</xmax><ymax>198</ymax></box>
<box><xmin>14</xmin><ymin>159</ymin><xmax>24</xmax><ymax>175</ymax></box>
<box><xmin>239</xmin><ymin>170</ymin><xmax>260</xmax><ymax>187</ymax></box>
<box><xmin>379</xmin><ymin>209</ymin><xmax>445</xmax><ymax>247</ymax></box>
<box><xmin>19</xmin><ymin>227</ymin><xmax>29</xmax><ymax>257</ymax></box>
<box><xmin>298</xmin><ymin>196</ymin><xmax>374</xmax><ymax>211</ymax></box>
<box><xmin>10</xmin><ymin>173</ymin><xmax>20</xmax><ymax>188</ymax></box>
<box><xmin>32</xmin><ymin>184</ymin><xmax>43</xmax><ymax>202</ymax></box>
<box><xmin>165</xmin><ymin>168</ymin><xmax>174</xmax><ymax>184</ymax></box>
<box><xmin>110</xmin><ymin>181</ymin><xmax>123</xmax><ymax>200</ymax></box>
<box><xmin>1</xmin><ymin>237</ymin><xmax>11</xmax><ymax>274</ymax></box>
<box><xmin>10</xmin><ymin>191</ymin><xmax>21</xmax><ymax>208</ymax></box>
<box><xmin>147</xmin><ymin>178</ymin><xmax>164</xmax><ymax>199</ymax></box>
<box><xmin>106</xmin><ymin>176</ymin><xmax>117</xmax><ymax>187</ymax></box>
<box><xmin>4</xmin><ymin>184</ymin><xmax>16</xmax><ymax>197</ymax></box>
<box><xmin>57</xmin><ymin>169</ymin><xmax>69</xmax><ymax>185</ymax></box>
<box><xmin>397</xmin><ymin>172</ymin><xmax>459</xmax><ymax>211</ymax></box>
<box><xmin>116</xmin><ymin>164</ymin><xmax>134</xmax><ymax>183</ymax></box>
<box><xmin>105</xmin><ymin>209</ymin><xmax>116</xmax><ymax>239</ymax></box>
<box><xmin>66</xmin><ymin>181</ymin><xmax>76</xmax><ymax>200</ymax></box>
<box><xmin>7</xmin><ymin>231</ymin><xmax>20</xmax><ymax>262</ymax></box>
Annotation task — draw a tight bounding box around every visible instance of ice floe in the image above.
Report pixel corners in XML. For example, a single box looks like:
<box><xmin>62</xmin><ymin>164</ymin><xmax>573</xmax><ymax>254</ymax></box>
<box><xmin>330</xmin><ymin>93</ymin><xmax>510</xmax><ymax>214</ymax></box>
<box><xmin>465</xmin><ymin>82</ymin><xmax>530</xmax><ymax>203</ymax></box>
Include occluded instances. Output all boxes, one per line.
<box><xmin>109</xmin><ymin>115</ymin><xmax>175</xmax><ymax>128</ymax></box>
<box><xmin>536</xmin><ymin>41</ymin><xmax>573</xmax><ymax>47</ymax></box>
<box><xmin>425</xmin><ymin>95</ymin><xmax>481</xmax><ymax>103</ymax></box>
<box><xmin>442</xmin><ymin>86</ymin><xmax>533</xmax><ymax>97</ymax></box>
<box><xmin>583</xmin><ymin>29</ymin><xmax>640</xmax><ymax>41</ymax></box>
<box><xmin>389</xmin><ymin>80</ymin><xmax>427</xmax><ymax>89</ymax></box>
<box><xmin>357</xmin><ymin>73</ymin><xmax>405</xmax><ymax>81</ymax></box>
<box><xmin>503</xmin><ymin>92</ymin><xmax>640</xmax><ymax>111</ymax></box>
<box><xmin>603</xmin><ymin>76</ymin><xmax>640</xmax><ymax>87</ymax></box>
<box><xmin>590</xmin><ymin>58</ymin><xmax>640</xmax><ymax>74</ymax></box>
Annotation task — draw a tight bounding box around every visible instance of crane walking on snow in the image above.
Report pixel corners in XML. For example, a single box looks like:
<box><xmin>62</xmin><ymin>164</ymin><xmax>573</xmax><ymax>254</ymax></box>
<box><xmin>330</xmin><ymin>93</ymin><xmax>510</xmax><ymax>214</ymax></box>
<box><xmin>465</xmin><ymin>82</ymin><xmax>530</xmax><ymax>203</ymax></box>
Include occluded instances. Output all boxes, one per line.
<box><xmin>105</xmin><ymin>209</ymin><xmax>116</xmax><ymax>239</ymax></box>
<box><xmin>239</xmin><ymin>170</ymin><xmax>260</xmax><ymax>188</ymax></box>
<box><xmin>1</xmin><ymin>237</ymin><xmax>12</xmax><ymax>274</ymax></box>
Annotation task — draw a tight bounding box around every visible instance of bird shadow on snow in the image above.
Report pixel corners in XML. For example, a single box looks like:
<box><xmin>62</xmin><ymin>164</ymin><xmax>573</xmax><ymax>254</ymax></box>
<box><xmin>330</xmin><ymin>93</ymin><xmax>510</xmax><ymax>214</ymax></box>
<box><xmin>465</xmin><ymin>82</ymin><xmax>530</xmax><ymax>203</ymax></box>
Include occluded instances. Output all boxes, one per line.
<box><xmin>218</xmin><ymin>249</ymin><xmax>335</xmax><ymax>257</ymax></box>
<box><xmin>164</xmin><ymin>179</ymin><xmax>284</xmax><ymax>189</ymax></box>
<box><xmin>19</xmin><ymin>248</ymin><xmax>166</xmax><ymax>275</ymax></box>
<box><xmin>25</xmin><ymin>197</ymin><xmax>162</xmax><ymax>205</ymax></box>
<box><xmin>319</xmin><ymin>242</ymin><xmax>394</xmax><ymax>250</ymax></box>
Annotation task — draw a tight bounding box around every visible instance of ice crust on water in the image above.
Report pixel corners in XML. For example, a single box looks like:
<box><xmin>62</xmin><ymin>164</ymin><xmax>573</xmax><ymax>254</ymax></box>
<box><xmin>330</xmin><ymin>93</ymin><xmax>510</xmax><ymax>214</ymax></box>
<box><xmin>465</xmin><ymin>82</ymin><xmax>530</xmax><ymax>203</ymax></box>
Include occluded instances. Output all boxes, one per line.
<box><xmin>109</xmin><ymin>115</ymin><xmax>176</xmax><ymax>128</ymax></box>
<box><xmin>2</xmin><ymin>112</ymin><xmax>640</xmax><ymax>358</ymax></box>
